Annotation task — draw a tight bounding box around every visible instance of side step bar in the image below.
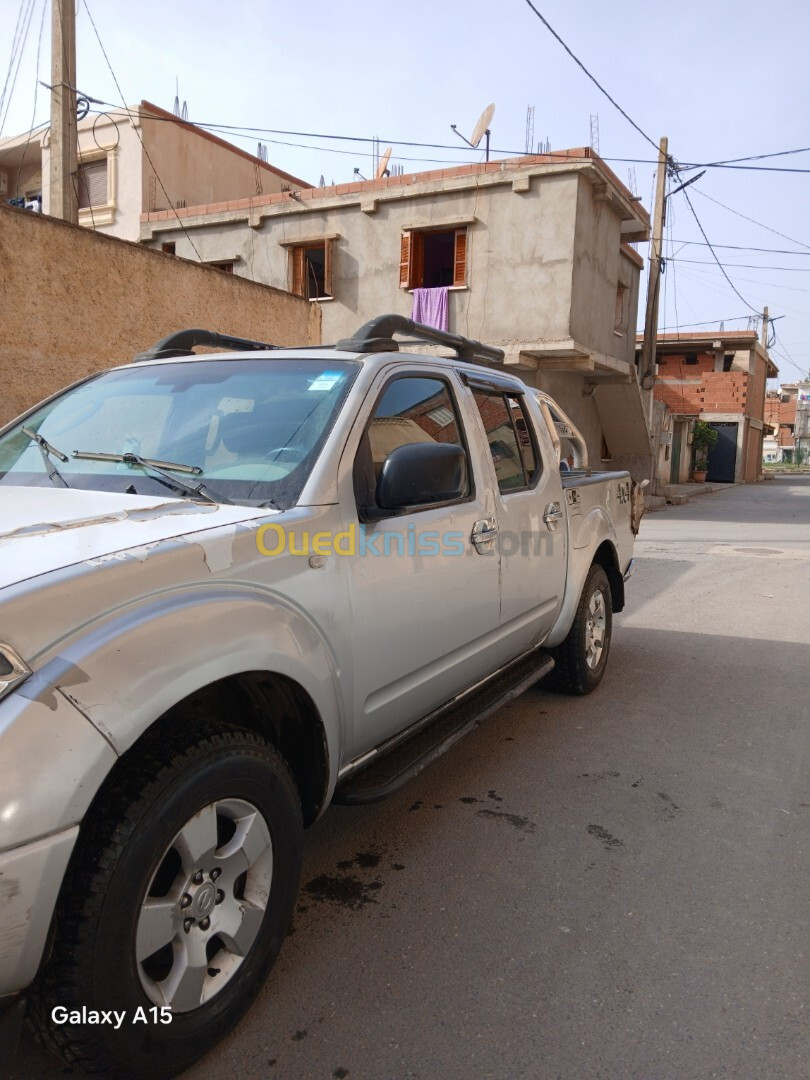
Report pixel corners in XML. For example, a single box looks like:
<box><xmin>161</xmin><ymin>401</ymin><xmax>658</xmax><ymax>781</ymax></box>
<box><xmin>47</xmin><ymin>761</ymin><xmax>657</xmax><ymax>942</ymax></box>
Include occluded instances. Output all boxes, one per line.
<box><xmin>333</xmin><ymin>648</ymin><xmax>554</xmax><ymax>806</ymax></box>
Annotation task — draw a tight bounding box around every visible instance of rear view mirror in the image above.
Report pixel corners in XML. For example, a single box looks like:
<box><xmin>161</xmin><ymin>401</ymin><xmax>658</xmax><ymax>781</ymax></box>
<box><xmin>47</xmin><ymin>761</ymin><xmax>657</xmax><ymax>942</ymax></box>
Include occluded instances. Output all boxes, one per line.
<box><xmin>376</xmin><ymin>442</ymin><xmax>467</xmax><ymax>510</ymax></box>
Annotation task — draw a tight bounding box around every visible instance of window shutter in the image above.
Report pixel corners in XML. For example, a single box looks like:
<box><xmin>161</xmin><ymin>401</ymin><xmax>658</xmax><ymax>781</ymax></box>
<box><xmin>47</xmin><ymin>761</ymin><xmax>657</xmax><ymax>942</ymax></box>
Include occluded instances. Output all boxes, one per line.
<box><xmin>453</xmin><ymin>228</ymin><xmax>467</xmax><ymax>287</ymax></box>
<box><xmin>78</xmin><ymin>160</ymin><xmax>108</xmax><ymax>209</ymax></box>
<box><xmin>291</xmin><ymin>247</ymin><xmax>305</xmax><ymax>297</ymax></box>
<box><xmin>399</xmin><ymin>232</ymin><xmax>411</xmax><ymax>288</ymax></box>
<box><xmin>323</xmin><ymin>238</ymin><xmax>333</xmax><ymax>297</ymax></box>
<box><xmin>411</xmin><ymin>232</ymin><xmax>424</xmax><ymax>290</ymax></box>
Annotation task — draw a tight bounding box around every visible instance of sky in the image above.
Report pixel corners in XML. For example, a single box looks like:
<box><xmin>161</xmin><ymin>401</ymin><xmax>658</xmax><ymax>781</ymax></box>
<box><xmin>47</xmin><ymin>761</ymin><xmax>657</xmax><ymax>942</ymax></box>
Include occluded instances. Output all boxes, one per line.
<box><xmin>2</xmin><ymin>0</ymin><xmax>809</xmax><ymax>383</ymax></box>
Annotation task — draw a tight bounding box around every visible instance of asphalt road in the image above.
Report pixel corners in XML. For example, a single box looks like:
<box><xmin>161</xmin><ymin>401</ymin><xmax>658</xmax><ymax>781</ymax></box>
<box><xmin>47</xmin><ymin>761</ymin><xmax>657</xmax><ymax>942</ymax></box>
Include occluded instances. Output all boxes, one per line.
<box><xmin>11</xmin><ymin>476</ymin><xmax>809</xmax><ymax>1080</ymax></box>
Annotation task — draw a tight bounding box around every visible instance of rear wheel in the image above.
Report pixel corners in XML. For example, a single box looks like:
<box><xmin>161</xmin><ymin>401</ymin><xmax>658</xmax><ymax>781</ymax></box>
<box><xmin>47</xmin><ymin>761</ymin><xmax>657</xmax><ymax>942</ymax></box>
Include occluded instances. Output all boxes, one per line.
<box><xmin>547</xmin><ymin>564</ymin><xmax>612</xmax><ymax>695</ymax></box>
<box><xmin>28</xmin><ymin>725</ymin><xmax>302</xmax><ymax>1079</ymax></box>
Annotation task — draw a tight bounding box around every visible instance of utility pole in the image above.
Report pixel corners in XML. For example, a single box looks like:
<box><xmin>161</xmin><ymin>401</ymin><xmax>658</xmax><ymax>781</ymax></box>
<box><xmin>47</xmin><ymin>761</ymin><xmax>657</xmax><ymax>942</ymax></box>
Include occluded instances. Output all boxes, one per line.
<box><xmin>49</xmin><ymin>0</ymin><xmax>78</xmax><ymax>223</ymax></box>
<box><xmin>761</xmin><ymin>305</ymin><xmax>769</xmax><ymax>348</ymax></box>
<box><xmin>640</xmin><ymin>136</ymin><xmax>668</xmax><ymax>401</ymax></box>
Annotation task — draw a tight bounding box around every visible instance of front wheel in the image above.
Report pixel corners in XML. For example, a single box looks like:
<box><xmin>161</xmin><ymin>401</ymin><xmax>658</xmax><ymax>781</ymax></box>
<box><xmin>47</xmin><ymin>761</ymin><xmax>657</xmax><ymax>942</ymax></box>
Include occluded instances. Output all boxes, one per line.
<box><xmin>28</xmin><ymin>725</ymin><xmax>302</xmax><ymax>1079</ymax></box>
<box><xmin>547</xmin><ymin>564</ymin><xmax>613</xmax><ymax>695</ymax></box>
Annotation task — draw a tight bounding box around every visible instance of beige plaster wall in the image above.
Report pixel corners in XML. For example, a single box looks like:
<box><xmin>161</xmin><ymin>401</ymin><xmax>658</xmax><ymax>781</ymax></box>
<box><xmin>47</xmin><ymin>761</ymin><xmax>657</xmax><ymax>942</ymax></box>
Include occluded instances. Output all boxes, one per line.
<box><xmin>40</xmin><ymin>112</ymin><xmax>143</xmax><ymax>238</ymax></box>
<box><xmin>1</xmin><ymin>147</ymin><xmax>43</xmax><ymax>202</ymax></box>
<box><xmin>0</xmin><ymin>203</ymin><xmax>320</xmax><ymax>426</ymax></box>
<box><xmin>150</xmin><ymin>171</ymin><xmax>583</xmax><ymax>348</ymax></box>
<box><xmin>141</xmin><ymin>109</ymin><xmax>302</xmax><ymax>218</ymax></box>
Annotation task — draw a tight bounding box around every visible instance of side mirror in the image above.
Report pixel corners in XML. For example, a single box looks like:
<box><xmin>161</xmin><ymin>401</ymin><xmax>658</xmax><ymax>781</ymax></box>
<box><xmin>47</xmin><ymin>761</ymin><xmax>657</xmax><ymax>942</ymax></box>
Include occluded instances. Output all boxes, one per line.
<box><xmin>376</xmin><ymin>442</ymin><xmax>467</xmax><ymax>510</ymax></box>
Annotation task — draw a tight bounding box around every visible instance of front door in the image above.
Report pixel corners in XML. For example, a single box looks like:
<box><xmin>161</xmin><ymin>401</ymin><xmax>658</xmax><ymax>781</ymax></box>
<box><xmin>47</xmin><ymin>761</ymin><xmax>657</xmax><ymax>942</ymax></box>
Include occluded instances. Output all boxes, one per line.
<box><xmin>707</xmin><ymin>422</ymin><xmax>738</xmax><ymax>483</ymax></box>
<box><xmin>343</xmin><ymin>371</ymin><xmax>502</xmax><ymax>756</ymax></box>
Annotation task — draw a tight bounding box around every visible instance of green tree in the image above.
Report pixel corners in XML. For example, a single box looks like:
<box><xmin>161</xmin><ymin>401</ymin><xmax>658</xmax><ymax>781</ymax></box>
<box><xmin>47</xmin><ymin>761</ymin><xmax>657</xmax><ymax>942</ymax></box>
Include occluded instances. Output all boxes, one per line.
<box><xmin>691</xmin><ymin>420</ymin><xmax>718</xmax><ymax>472</ymax></box>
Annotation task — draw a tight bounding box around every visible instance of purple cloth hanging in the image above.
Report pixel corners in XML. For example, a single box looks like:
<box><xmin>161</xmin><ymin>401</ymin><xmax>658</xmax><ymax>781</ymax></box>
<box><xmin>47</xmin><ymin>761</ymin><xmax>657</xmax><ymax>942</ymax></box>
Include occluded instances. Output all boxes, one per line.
<box><xmin>411</xmin><ymin>286</ymin><xmax>449</xmax><ymax>331</ymax></box>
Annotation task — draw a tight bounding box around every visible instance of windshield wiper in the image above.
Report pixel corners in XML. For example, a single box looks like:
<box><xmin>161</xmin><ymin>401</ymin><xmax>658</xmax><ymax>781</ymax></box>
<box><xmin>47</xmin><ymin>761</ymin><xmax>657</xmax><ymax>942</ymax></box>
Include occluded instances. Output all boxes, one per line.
<box><xmin>72</xmin><ymin>451</ymin><xmax>232</xmax><ymax>505</ymax></box>
<box><xmin>22</xmin><ymin>427</ymin><xmax>70</xmax><ymax>489</ymax></box>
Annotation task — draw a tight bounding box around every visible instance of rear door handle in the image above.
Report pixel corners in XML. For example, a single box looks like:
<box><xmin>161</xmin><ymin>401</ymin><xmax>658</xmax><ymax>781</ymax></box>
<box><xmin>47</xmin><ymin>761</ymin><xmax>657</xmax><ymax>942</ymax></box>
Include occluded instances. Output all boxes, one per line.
<box><xmin>543</xmin><ymin>502</ymin><xmax>564</xmax><ymax>531</ymax></box>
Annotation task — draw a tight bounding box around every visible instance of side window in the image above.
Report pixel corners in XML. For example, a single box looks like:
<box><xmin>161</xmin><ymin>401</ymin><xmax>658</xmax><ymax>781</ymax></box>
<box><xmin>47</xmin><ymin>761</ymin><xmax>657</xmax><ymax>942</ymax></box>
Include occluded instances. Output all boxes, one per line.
<box><xmin>290</xmin><ymin>240</ymin><xmax>333</xmax><ymax>299</ymax></box>
<box><xmin>354</xmin><ymin>376</ymin><xmax>469</xmax><ymax>513</ymax></box>
<box><xmin>472</xmin><ymin>390</ymin><xmax>540</xmax><ymax>493</ymax></box>
<box><xmin>507</xmin><ymin>395</ymin><xmax>540</xmax><ymax>482</ymax></box>
<box><xmin>399</xmin><ymin>228</ymin><xmax>467</xmax><ymax>289</ymax></box>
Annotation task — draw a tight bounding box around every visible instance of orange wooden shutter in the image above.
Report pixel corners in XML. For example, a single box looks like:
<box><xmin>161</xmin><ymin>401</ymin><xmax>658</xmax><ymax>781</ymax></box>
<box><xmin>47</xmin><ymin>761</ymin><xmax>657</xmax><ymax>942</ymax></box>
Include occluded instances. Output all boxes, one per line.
<box><xmin>291</xmin><ymin>247</ymin><xmax>305</xmax><ymax>297</ymax></box>
<box><xmin>453</xmin><ymin>228</ymin><xmax>467</xmax><ymax>287</ymax></box>
<box><xmin>399</xmin><ymin>232</ymin><xmax>412</xmax><ymax>288</ymax></box>
<box><xmin>323</xmin><ymin>239</ymin><xmax>333</xmax><ymax>297</ymax></box>
<box><xmin>411</xmin><ymin>232</ymin><xmax>424</xmax><ymax>289</ymax></box>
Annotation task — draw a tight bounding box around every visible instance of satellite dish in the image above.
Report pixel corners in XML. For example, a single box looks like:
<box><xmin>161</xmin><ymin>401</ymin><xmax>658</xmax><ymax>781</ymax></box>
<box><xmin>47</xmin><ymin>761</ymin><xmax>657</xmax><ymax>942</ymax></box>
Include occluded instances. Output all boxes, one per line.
<box><xmin>470</xmin><ymin>103</ymin><xmax>495</xmax><ymax>149</ymax></box>
<box><xmin>375</xmin><ymin>146</ymin><xmax>392</xmax><ymax>179</ymax></box>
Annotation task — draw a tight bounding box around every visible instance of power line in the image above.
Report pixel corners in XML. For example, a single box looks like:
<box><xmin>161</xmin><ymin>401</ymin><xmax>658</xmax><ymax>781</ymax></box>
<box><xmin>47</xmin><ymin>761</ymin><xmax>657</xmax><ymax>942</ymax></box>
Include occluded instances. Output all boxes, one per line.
<box><xmin>691</xmin><ymin>189</ymin><xmax>810</xmax><ymax>252</ymax></box>
<box><xmin>74</xmin><ymin>98</ymin><xmax>810</xmax><ymax>175</ymax></box>
<box><xmin>0</xmin><ymin>0</ymin><xmax>38</xmax><ymax>137</ymax></box>
<box><xmin>0</xmin><ymin>117</ymin><xmax>48</xmax><ymax>161</ymax></box>
<box><xmin>14</xmin><ymin>0</ymin><xmax>47</xmax><ymax>197</ymax></box>
<box><xmin>681</xmin><ymin>146</ymin><xmax>810</xmax><ymax>168</ymax></box>
<box><xmin>672</xmin><ymin>258</ymin><xmax>810</xmax><ymax>273</ymax></box>
<box><xmin>519</xmin><ymin>1</ymin><xmax>660</xmax><ymax>153</ymax></box>
<box><xmin>770</xmin><ymin>328</ymin><xmax>807</xmax><ymax>379</ymax></box>
<box><xmin>668</xmin><ymin>240</ymin><xmax>810</xmax><ymax>257</ymax></box>
<box><xmin>680</xmin><ymin>188</ymin><xmax>760</xmax><ymax>316</ymax></box>
<box><xmin>81</xmin><ymin>1</ymin><xmax>203</xmax><ymax>260</ymax></box>
<box><xmin>658</xmin><ymin>316</ymin><xmax>753</xmax><ymax>330</ymax></box>
<box><xmin>678</xmin><ymin>263</ymin><xmax>810</xmax><ymax>295</ymax></box>
<box><xmin>0</xmin><ymin>1</ymin><xmax>28</xmax><ymax>127</ymax></box>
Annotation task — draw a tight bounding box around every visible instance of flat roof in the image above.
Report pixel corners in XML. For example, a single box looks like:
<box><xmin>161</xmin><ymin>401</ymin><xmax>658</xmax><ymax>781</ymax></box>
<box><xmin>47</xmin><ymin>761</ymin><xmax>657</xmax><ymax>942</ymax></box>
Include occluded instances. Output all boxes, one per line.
<box><xmin>141</xmin><ymin>146</ymin><xmax>651</xmax><ymax>233</ymax></box>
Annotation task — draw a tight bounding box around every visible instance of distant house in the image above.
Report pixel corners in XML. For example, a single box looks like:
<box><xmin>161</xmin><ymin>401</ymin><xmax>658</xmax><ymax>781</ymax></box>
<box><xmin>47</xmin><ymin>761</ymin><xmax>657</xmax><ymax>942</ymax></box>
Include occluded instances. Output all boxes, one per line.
<box><xmin>0</xmin><ymin>100</ymin><xmax>308</xmax><ymax>242</ymax></box>
<box><xmin>643</xmin><ymin>330</ymin><xmax>778</xmax><ymax>486</ymax></box>
<box><xmin>763</xmin><ymin>386</ymin><xmax>798</xmax><ymax>462</ymax></box>
<box><xmin>140</xmin><ymin>148</ymin><xmax>655</xmax><ymax>479</ymax></box>
<box><xmin>766</xmin><ymin>380</ymin><xmax>810</xmax><ymax>464</ymax></box>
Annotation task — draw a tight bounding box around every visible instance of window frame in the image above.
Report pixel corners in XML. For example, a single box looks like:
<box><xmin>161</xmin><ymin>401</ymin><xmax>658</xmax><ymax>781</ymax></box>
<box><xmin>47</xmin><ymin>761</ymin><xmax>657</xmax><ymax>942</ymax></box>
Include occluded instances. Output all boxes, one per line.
<box><xmin>399</xmin><ymin>226</ymin><xmax>468</xmax><ymax>290</ymax></box>
<box><xmin>614</xmin><ymin>282</ymin><xmax>628</xmax><ymax>333</ymax></box>
<box><xmin>353</xmin><ymin>371</ymin><xmax>475</xmax><ymax>522</ymax></box>
<box><xmin>76</xmin><ymin>149</ymin><xmax>116</xmax><ymax>226</ymax></box>
<box><xmin>469</xmin><ymin>385</ymin><xmax>543</xmax><ymax>495</ymax></box>
<box><xmin>289</xmin><ymin>239</ymin><xmax>334</xmax><ymax>300</ymax></box>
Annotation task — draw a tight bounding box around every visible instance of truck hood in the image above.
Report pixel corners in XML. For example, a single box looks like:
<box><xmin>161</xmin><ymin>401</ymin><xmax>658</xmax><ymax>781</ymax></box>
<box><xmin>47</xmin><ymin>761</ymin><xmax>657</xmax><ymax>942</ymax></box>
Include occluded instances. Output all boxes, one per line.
<box><xmin>0</xmin><ymin>486</ymin><xmax>274</xmax><ymax>591</ymax></box>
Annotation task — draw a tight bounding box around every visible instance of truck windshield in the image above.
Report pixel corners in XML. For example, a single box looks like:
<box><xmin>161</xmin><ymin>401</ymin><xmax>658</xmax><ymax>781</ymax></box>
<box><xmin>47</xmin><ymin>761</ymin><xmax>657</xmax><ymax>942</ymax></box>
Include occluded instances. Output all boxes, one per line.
<box><xmin>0</xmin><ymin>358</ymin><xmax>359</xmax><ymax>509</ymax></box>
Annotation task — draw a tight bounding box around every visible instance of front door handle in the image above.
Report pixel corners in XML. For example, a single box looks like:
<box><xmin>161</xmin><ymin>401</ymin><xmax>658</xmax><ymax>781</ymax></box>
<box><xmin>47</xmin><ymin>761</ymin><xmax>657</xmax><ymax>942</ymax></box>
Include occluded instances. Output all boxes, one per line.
<box><xmin>471</xmin><ymin>517</ymin><xmax>498</xmax><ymax>553</ymax></box>
<box><xmin>543</xmin><ymin>502</ymin><xmax>564</xmax><ymax>531</ymax></box>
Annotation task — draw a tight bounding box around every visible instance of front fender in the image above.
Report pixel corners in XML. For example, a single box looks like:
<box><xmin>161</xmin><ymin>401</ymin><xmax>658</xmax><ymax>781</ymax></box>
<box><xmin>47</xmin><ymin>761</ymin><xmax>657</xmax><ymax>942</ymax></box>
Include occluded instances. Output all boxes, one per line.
<box><xmin>26</xmin><ymin>585</ymin><xmax>346</xmax><ymax>793</ymax></box>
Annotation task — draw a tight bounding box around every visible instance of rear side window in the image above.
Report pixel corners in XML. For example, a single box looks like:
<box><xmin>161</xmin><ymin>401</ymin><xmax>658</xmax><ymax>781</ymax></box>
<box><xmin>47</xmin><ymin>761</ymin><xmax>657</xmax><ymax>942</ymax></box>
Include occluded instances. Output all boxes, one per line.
<box><xmin>354</xmin><ymin>375</ymin><xmax>470</xmax><ymax>513</ymax></box>
<box><xmin>472</xmin><ymin>390</ymin><xmax>540</xmax><ymax>493</ymax></box>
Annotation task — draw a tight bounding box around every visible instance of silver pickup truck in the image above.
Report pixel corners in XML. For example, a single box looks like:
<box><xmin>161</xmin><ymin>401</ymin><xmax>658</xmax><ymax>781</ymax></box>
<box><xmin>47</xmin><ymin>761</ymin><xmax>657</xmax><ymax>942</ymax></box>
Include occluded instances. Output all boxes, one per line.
<box><xmin>0</xmin><ymin>315</ymin><xmax>638</xmax><ymax>1076</ymax></box>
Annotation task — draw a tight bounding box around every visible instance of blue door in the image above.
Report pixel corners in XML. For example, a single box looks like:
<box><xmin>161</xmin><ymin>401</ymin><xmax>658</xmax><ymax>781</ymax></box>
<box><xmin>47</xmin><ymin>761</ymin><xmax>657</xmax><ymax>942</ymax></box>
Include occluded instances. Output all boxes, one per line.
<box><xmin>706</xmin><ymin>422</ymin><xmax>737</xmax><ymax>483</ymax></box>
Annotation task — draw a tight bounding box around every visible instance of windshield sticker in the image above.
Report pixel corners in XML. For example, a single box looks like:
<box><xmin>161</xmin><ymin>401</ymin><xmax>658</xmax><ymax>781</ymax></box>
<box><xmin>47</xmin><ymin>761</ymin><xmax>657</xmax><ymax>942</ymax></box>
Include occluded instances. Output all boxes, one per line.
<box><xmin>308</xmin><ymin>371</ymin><xmax>344</xmax><ymax>392</ymax></box>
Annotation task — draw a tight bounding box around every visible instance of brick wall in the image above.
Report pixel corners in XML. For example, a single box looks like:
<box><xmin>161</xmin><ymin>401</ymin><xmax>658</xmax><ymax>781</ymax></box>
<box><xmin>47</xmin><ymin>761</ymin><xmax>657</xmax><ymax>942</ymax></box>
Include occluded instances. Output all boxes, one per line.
<box><xmin>654</xmin><ymin>365</ymin><xmax>749</xmax><ymax>415</ymax></box>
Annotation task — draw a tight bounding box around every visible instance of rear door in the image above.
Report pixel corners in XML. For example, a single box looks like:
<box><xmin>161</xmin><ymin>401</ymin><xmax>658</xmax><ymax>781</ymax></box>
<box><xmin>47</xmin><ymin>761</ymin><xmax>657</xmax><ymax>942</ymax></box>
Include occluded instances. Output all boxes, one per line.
<box><xmin>466</xmin><ymin>377</ymin><xmax>566</xmax><ymax>655</ymax></box>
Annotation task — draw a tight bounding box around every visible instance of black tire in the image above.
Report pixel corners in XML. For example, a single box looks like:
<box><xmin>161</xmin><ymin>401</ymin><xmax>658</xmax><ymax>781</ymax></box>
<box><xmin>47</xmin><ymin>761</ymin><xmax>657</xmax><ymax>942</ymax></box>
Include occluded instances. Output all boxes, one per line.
<box><xmin>547</xmin><ymin>564</ymin><xmax>612</xmax><ymax>695</ymax></box>
<box><xmin>27</xmin><ymin>724</ymin><xmax>302</xmax><ymax>1079</ymax></box>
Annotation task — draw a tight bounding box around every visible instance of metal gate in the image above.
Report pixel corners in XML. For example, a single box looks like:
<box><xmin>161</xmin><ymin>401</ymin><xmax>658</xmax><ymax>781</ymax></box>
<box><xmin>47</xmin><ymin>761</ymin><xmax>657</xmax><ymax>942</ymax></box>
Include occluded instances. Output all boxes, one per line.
<box><xmin>707</xmin><ymin>422</ymin><xmax>737</xmax><ymax>483</ymax></box>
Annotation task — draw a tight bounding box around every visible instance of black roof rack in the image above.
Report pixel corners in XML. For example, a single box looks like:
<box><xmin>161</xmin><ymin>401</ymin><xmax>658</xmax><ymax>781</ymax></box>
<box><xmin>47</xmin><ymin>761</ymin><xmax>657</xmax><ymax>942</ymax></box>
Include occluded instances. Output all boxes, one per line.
<box><xmin>336</xmin><ymin>314</ymin><xmax>504</xmax><ymax>365</ymax></box>
<box><xmin>132</xmin><ymin>316</ymin><xmax>505</xmax><ymax>366</ymax></box>
<box><xmin>134</xmin><ymin>328</ymin><xmax>280</xmax><ymax>362</ymax></box>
